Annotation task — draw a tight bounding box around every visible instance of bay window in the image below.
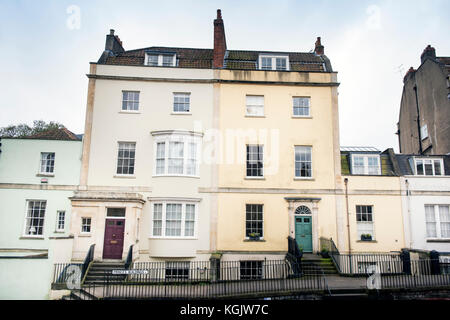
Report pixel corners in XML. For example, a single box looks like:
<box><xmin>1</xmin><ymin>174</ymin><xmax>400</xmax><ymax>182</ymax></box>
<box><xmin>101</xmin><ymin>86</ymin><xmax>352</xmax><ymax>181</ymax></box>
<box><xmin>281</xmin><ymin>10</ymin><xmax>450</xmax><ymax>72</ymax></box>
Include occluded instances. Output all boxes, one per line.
<box><xmin>151</xmin><ymin>202</ymin><xmax>197</xmax><ymax>238</ymax></box>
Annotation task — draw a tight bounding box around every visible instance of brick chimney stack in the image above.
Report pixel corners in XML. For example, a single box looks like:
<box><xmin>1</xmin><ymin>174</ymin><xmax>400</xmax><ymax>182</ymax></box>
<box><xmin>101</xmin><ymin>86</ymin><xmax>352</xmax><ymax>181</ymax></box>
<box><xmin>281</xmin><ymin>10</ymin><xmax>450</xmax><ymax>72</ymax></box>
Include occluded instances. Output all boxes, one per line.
<box><xmin>420</xmin><ymin>45</ymin><xmax>436</xmax><ymax>64</ymax></box>
<box><xmin>105</xmin><ymin>29</ymin><xmax>125</xmax><ymax>54</ymax></box>
<box><xmin>314</xmin><ymin>37</ymin><xmax>324</xmax><ymax>56</ymax></box>
<box><xmin>213</xmin><ymin>9</ymin><xmax>227</xmax><ymax>68</ymax></box>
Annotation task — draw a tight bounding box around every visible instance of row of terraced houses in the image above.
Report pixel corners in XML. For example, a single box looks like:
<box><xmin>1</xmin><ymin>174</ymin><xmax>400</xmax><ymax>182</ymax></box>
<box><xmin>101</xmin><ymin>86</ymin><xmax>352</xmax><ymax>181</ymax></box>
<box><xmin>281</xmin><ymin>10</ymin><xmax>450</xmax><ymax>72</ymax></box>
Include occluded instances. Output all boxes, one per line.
<box><xmin>1</xmin><ymin>10</ymin><xmax>449</xmax><ymax>299</ymax></box>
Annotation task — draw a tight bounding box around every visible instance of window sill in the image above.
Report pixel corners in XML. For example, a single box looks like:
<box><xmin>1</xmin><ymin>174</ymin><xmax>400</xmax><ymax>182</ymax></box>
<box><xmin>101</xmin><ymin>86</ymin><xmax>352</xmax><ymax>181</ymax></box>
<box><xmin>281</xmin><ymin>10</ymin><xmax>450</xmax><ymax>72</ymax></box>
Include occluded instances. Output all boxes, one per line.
<box><xmin>294</xmin><ymin>177</ymin><xmax>314</xmax><ymax>181</ymax></box>
<box><xmin>244</xmin><ymin>239</ymin><xmax>266</xmax><ymax>242</ymax></box>
<box><xmin>36</xmin><ymin>173</ymin><xmax>54</xmax><ymax>177</ymax></box>
<box><xmin>426</xmin><ymin>239</ymin><xmax>450</xmax><ymax>243</ymax></box>
<box><xmin>153</xmin><ymin>175</ymin><xmax>200</xmax><ymax>179</ymax></box>
<box><xmin>171</xmin><ymin>112</ymin><xmax>192</xmax><ymax>115</ymax></box>
<box><xmin>245</xmin><ymin>115</ymin><xmax>266</xmax><ymax>118</ymax></box>
<box><xmin>356</xmin><ymin>240</ymin><xmax>377</xmax><ymax>243</ymax></box>
<box><xmin>20</xmin><ymin>236</ymin><xmax>45</xmax><ymax>240</ymax></box>
<box><xmin>113</xmin><ymin>175</ymin><xmax>136</xmax><ymax>179</ymax></box>
<box><xmin>292</xmin><ymin>116</ymin><xmax>312</xmax><ymax>119</ymax></box>
<box><xmin>79</xmin><ymin>234</ymin><xmax>92</xmax><ymax>237</ymax></box>
<box><xmin>149</xmin><ymin>237</ymin><xmax>197</xmax><ymax>240</ymax></box>
<box><xmin>245</xmin><ymin>177</ymin><xmax>265</xmax><ymax>180</ymax></box>
<box><xmin>54</xmin><ymin>231</ymin><xmax>65</xmax><ymax>234</ymax></box>
<box><xmin>119</xmin><ymin>110</ymin><xmax>141</xmax><ymax>114</ymax></box>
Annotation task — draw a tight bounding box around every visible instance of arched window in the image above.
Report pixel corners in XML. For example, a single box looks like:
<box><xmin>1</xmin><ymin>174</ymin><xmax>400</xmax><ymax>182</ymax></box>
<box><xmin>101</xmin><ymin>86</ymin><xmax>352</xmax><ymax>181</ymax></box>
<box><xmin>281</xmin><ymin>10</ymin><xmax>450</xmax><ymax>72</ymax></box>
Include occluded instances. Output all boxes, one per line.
<box><xmin>295</xmin><ymin>205</ymin><xmax>311</xmax><ymax>215</ymax></box>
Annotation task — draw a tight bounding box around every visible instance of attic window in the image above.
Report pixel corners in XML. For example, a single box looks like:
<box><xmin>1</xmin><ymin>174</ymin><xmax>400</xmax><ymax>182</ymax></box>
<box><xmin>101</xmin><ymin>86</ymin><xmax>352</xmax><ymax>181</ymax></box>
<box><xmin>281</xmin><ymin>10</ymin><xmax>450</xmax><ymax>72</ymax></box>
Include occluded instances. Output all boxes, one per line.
<box><xmin>258</xmin><ymin>55</ymin><xmax>289</xmax><ymax>71</ymax></box>
<box><xmin>351</xmin><ymin>154</ymin><xmax>381</xmax><ymax>175</ymax></box>
<box><xmin>414</xmin><ymin>158</ymin><xmax>444</xmax><ymax>176</ymax></box>
<box><xmin>145</xmin><ymin>53</ymin><xmax>176</xmax><ymax>67</ymax></box>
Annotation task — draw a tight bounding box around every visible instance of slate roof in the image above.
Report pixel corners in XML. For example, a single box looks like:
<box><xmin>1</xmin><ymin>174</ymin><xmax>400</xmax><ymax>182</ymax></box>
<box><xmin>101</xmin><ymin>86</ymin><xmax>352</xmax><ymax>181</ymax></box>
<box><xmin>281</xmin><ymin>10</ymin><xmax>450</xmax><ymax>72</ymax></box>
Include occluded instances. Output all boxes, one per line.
<box><xmin>102</xmin><ymin>46</ymin><xmax>332</xmax><ymax>72</ymax></box>
<box><xmin>340</xmin><ymin>148</ymin><xmax>397</xmax><ymax>176</ymax></box>
<box><xmin>437</xmin><ymin>56</ymin><xmax>450</xmax><ymax>74</ymax></box>
<box><xmin>394</xmin><ymin>154</ymin><xmax>450</xmax><ymax>176</ymax></box>
<box><xmin>22</xmin><ymin>128</ymin><xmax>81</xmax><ymax>141</ymax></box>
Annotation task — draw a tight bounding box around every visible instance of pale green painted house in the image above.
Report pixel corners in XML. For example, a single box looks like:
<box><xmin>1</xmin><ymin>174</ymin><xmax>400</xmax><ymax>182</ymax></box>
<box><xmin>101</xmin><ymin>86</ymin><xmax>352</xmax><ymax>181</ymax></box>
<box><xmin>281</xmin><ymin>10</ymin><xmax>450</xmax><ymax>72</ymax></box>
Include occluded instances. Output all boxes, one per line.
<box><xmin>0</xmin><ymin>128</ymin><xmax>82</xmax><ymax>299</ymax></box>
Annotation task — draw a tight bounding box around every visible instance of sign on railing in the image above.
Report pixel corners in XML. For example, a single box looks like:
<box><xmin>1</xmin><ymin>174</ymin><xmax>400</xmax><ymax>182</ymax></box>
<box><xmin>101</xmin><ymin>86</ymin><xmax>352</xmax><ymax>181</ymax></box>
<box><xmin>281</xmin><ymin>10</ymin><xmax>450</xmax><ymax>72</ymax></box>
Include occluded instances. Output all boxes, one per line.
<box><xmin>112</xmin><ymin>269</ymin><xmax>149</xmax><ymax>275</ymax></box>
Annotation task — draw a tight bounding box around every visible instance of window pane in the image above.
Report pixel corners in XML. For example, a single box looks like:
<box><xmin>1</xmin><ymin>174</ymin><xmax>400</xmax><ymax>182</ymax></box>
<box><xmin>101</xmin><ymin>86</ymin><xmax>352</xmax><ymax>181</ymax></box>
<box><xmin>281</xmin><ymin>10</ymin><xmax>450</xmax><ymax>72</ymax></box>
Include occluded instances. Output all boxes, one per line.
<box><xmin>434</xmin><ymin>160</ymin><xmax>442</xmax><ymax>175</ymax></box>
<box><xmin>25</xmin><ymin>201</ymin><xmax>46</xmax><ymax>235</ymax></box>
<box><xmin>261</xmin><ymin>57</ymin><xmax>272</xmax><ymax>70</ymax></box>
<box><xmin>293</xmin><ymin>97</ymin><xmax>310</xmax><ymax>116</ymax></box>
<box><xmin>117</xmin><ymin>142</ymin><xmax>136</xmax><ymax>175</ymax></box>
<box><xmin>122</xmin><ymin>91</ymin><xmax>139</xmax><ymax>111</ymax></box>
<box><xmin>246</xmin><ymin>96</ymin><xmax>264</xmax><ymax>116</ymax></box>
<box><xmin>153</xmin><ymin>204</ymin><xmax>163</xmax><ymax>236</ymax></box>
<box><xmin>425</xmin><ymin>205</ymin><xmax>437</xmax><ymax>237</ymax></box>
<box><xmin>147</xmin><ymin>55</ymin><xmax>158</xmax><ymax>66</ymax></box>
<box><xmin>295</xmin><ymin>146</ymin><xmax>312</xmax><ymax>177</ymax></box>
<box><xmin>40</xmin><ymin>153</ymin><xmax>55</xmax><ymax>173</ymax></box>
<box><xmin>156</xmin><ymin>142</ymin><xmax>165</xmax><ymax>175</ymax></box>
<box><xmin>165</xmin><ymin>204</ymin><xmax>182</xmax><ymax>236</ymax></box>
<box><xmin>173</xmin><ymin>93</ymin><xmax>190</xmax><ymax>112</ymax></box>
<box><xmin>416</xmin><ymin>160</ymin><xmax>424</xmax><ymax>175</ymax></box>
<box><xmin>276</xmin><ymin>58</ymin><xmax>286</xmax><ymax>70</ymax></box>
<box><xmin>162</xmin><ymin>55</ymin><xmax>174</xmax><ymax>66</ymax></box>
<box><xmin>245</xmin><ymin>204</ymin><xmax>263</xmax><ymax>237</ymax></box>
<box><xmin>246</xmin><ymin>145</ymin><xmax>264</xmax><ymax>177</ymax></box>
<box><xmin>168</xmin><ymin>142</ymin><xmax>184</xmax><ymax>174</ymax></box>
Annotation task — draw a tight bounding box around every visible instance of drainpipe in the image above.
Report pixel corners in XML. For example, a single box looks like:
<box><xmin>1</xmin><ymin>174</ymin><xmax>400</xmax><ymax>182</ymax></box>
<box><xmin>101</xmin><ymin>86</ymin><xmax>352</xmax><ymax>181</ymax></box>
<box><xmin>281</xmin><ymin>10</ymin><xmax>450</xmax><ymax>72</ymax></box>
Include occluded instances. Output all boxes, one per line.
<box><xmin>344</xmin><ymin>178</ymin><xmax>352</xmax><ymax>274</ymax></box>
<box><xmin>405</xmin><ymin>179</ymin><xmax>413</xmax><ymax>248</ymax></box>
<box><xmin>413</xmin><ymin>85</ymin><xmax>423</xmax><ymax>155</ymax></box>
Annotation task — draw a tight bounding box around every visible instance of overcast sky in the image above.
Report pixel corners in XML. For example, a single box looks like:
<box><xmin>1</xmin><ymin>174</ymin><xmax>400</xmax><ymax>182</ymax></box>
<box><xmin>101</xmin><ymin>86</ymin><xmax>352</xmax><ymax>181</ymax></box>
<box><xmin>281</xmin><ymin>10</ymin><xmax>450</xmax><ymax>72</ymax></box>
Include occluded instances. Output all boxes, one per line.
<box><xmin>0</xmin><ymin>0</ymin><xmax>449</xmax><ymax>152</ymax></box>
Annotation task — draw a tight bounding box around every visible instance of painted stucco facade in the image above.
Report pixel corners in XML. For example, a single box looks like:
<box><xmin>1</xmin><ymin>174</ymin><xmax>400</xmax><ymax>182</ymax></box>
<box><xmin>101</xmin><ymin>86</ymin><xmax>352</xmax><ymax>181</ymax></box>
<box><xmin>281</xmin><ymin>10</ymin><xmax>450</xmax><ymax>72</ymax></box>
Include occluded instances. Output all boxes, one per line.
<box><xmin>72</xmin><ymin>63</ymin><xmax>216</xmax><ymax>262</ymax></box>
<box><xmin>214</xmin><ymin>70</ymin><xmax>343</xmax><ymax>259</ymax></box>
<box><xmin>0</xmin><ymin>137</ymin><xmax>81</xmax><ymax>299</ymax></box>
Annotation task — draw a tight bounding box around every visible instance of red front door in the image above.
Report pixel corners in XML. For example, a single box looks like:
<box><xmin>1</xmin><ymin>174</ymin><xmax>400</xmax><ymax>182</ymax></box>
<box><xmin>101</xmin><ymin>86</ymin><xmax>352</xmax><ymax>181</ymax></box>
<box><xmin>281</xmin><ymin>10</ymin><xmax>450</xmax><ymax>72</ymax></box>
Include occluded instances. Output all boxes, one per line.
<box><xmin>103</xmin><ymin>219</ymin><xmax>125</xmax><ymax>259</ymax></box>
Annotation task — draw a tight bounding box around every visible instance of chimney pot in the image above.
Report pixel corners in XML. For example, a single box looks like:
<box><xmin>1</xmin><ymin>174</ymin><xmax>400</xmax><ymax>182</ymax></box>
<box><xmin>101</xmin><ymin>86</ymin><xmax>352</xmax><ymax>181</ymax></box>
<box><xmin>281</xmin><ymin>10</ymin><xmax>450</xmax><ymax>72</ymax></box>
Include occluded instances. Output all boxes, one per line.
<box><xmin>217</xmin><ymin>9</ymin><xmax>222</xmax><ymax>19</ymax></box>
<box><xmin>420</xmin><ymin>45</ymin><xmax>436</xmax><ymax>64</ymax></box>
<box><xmin>110</xmin><ymin>29</ymin><xmax>115</xmax><ymax>35</ymax></box>
<box><xmin>314</xmin><ymin>36</ymin><xmax>324</xmax><ymax>55</ymax></box>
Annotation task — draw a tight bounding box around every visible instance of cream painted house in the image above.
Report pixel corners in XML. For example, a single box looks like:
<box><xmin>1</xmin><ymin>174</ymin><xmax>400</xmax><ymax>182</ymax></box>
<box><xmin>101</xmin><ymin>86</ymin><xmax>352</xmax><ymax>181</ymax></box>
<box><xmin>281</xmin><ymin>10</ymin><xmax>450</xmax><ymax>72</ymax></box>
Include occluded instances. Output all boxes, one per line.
<box><xmin>339</xmin><ymin>147</ymin><xmax>405</xmax><ymax>253</ymax></box>
<box><xmin>72</xmin><ymin>10</ymin><xmax>343</xmax><ymax>268</ymax></box>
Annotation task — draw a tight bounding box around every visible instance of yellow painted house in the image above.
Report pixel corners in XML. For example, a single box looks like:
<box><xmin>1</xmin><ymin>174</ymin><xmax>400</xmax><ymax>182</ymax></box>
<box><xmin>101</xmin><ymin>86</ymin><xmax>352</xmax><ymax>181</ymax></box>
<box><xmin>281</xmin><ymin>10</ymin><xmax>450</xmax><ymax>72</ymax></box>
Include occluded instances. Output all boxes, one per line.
<box><xmin>212</xmin><ymin>44</ymin><xmax>343</xmax><ymax>260</ymax></box>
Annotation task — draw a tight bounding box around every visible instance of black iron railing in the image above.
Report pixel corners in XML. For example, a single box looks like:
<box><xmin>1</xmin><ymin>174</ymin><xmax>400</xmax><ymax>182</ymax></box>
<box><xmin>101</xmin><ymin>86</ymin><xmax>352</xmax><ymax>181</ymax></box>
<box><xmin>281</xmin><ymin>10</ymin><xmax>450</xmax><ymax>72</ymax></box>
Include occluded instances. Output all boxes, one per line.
<box><xmin>72</xmin><ymin>259</ymin><xmax>328</xmax><ymax>299</ymax></box>
<box><xmin>81</xmin><ymin>244</ymin><xmax>95</xmax><ymax>281</ymax></box>
<box><xmin>286</xmin><ymin>236</ymin><xmax>303</xmax><ymax>276</ymax></box>
<box><xmin>124</xmin><ymin>245</ymin><xmax>134</xmax><ymax>270</ymax></box>
<box><xmin>381</xmin><ymin>259</ymin><xmax>450</xmax><ymax>289</ymax></box>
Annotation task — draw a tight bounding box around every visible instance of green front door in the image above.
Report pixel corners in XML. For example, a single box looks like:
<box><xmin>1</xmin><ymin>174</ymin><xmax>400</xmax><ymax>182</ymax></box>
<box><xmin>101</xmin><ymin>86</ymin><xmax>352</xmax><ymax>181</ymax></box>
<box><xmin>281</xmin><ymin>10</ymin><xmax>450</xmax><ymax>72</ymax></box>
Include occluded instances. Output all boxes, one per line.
<box><xmin>295</xmin><ymin>216</ymin><xmax>312</xmax><ymax>253</ymax></box>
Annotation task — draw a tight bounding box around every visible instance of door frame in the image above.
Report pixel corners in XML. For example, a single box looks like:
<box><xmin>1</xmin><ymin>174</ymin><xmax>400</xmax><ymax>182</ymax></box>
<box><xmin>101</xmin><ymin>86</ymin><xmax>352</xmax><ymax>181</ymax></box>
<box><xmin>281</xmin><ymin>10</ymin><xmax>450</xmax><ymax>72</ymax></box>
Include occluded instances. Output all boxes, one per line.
<box><xmin>295</xmin><ymin>215</ymin><xmax>313</xmax><ymax>253</ymax></box>
<box><xmin>102</xmin><ymin>216</ymin><xmax>126</xmax><ymax>260</ymax></box>
<box><xmin>285</xmin><ymin>197</ymin><xmax>320</xmax><ymax>254</ymax></box>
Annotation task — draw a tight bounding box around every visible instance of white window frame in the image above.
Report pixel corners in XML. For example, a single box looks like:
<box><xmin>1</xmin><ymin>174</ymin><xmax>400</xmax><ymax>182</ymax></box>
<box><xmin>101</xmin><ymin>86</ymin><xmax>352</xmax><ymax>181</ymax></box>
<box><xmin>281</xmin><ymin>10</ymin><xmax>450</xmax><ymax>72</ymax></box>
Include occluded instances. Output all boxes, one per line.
<box><xmin>351</xmin><ymin>154</ymin><xmax>381</xmax><ymax>175</ymax></box>
<box><xmin>245</xmin><ymin>204</ymin><xmax>264</xmax><ymax>240</ymax></box>
<box><xmin>245</xmin><ymin>95</ymin><xmax>264</xmax><ymax>117</ymax></box>
<box><xmin>152</xmin><ymin>133</ymin><xmax>201</xmax><ymax>177</ymax></box>
<box><xmin>121</xmin><ymin>91</ymin><xmax>140</xmax><ymax>112</ymax></box>
<box><xmin>246</xmin><ymin>144</ymin><xmax>264</xmax><ymax>178</ymax></box>
<box><xmin>116</xmin><ymin>142</ymin><xmax>136</xmax><ymax>176</ymax></box>
<box><xmin>56</xmin><ymin>210</ymin><xmax>65</xmax><ymax>232</ymax></box>
<box><xmin>414</xmin><ymin>158</ymin><xmax>444</xmax><ymax>176</ymax></box>
<box><xmin>294</xmin><ymin>146</ymin><xmax>313</xmax><ymax>179</ymax></box>
<box><xmin>425</xmin><ymin>204</ymin><xmax>450</xmax><ymax>239</ymax></box>
<box><xmin>356</xmin><ymin>205</ymin><xmax>375</xmax><ymax>240</ymax></box>
<box><xmin>258</xmin><ymin>55</ymin><xmax>290</xmax><ymax>71</ymax></box>
<box><xmin>145</xmin><ymin>53</ymin><xmax>177</xmax><ymax>67</ymax></box>
<box><xmin>173</xmin><ymin>92</ymin><xmax>191</xmax><ymax>114</ymax></box>
<box><xmin>23</xmin><ymin>200</ymin><xmax>47</xmax><ymax>237</ymax></box>
<box><xmin>150</xmin><ymin>201</ymin><xmax>198</xmax><ymax>239</ymax></box>
<box><xmin>81</xmin><ymin>217</ymin><xmax>92</xmax><ymax>234</ymax></box>
<box><xmin>292</xmin><ymin>97</ymin><xmax>311</xmax><ymax>117</ymax></box>
<box><xmin>420</xmin><ymin>124</ymin><xmax>429</xmax><ymax>140</ymax></box>
<box><xmin>39</xmin><ymin>152</ymin><xmax>55</xmax><ymax>175</ymax></box>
